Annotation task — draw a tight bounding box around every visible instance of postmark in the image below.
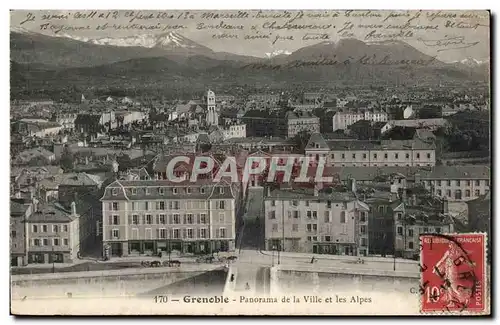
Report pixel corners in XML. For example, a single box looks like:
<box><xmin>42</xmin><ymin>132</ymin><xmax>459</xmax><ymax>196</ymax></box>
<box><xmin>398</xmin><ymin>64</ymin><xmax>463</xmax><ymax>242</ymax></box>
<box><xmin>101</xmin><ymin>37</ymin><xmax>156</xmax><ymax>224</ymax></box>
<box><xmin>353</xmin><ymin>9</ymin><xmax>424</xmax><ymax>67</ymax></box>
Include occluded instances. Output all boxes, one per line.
<box><xmin>419</xmin><ymin>233</ymin><xmax>487</xmax><ymax>314</ymax></box>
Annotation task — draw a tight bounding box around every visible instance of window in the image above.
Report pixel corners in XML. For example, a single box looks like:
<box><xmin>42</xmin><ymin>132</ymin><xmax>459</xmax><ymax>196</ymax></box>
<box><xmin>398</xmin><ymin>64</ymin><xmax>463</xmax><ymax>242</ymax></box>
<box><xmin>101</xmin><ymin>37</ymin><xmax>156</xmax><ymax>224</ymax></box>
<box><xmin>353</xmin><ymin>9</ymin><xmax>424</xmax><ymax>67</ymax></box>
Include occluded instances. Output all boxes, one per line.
<box><xmin>456</xmin><ymin>180</ymin><xmax>461</xmax><ymax>186</ymax></box>
<box><xmin>32</xmin><ymin>225</ymin><xmax>38</xmax><ymax>233</ymax></box>
<box><xmin>159</xmin><ymin>188</ymin><xmax>164</xmax><ymax>195</ymax></box>
<box><xmin>325</xmin><ymin>236</ymin><xmax>331</xmax><ymax>242</ymax></box>
<box><xmin>340</xmin><ymin>211</ymin><xmax>346</xmax><ymax>223</ymax></box>
<box><xmin>395</xmin><ymin>153</ymin><xmax>399</xmax><ymax>159</ymax></box>
<box><xmin>327</xmin><ymin>201</ymin><xmax>331</xmax><ymax>209</ymax></box>
<box><xmin>173</xmin><ymin>214</ymin><xmax>180</xmax><ymax>224</ymax></box>
<box><xmin>219</xmin><ymin>187</ymin><xmax>224</xmax><ymax>194</ymax></box>
<box><xmin>475</xmin><ymin>189</ymin><xmax>480</xmax><ymax>196</ymax></box>
<box><xmin>187</xmin><ymin>229</ymin><xmax>194</xmax><ymax>239</ymax></box>
<box><xmin>112</xmin><ymin>229</ymin><xmax>119</xmax><ymax>238</ymax></box>
<box><xmin>331</xmin><ymin>154</ymin><xmax>335</xmax><ymax>159</ymax></box>
<box><xmin>305</xmin><ymin>201</ymin><xmax>310</xmax><ymax>207</ymax></box>
<box><xmin>272</xmin><ymin>224</ymin><xmax>278</xmax><ymax>232</ymax></box>
<box><xmin>307</xmin><ymin>211</ymin><xmax>312</xmax><ymax>218</ymax></box>
<box><xmin>363</xmin><ymin>153</ymin><xmax>367</xmax><ymax>159</ymax></box>
<box><xmin>455</xmin><ymin>190</ymin><xmax>462</xmax><ymax>200</ymax></box>
<box><xmin>360</xmin><ymin>225</ymin><xmax>366</xmax><ymax>234</ymax></box>
<box><xmin>384</xmin><ymin>153</ymin><xmax>388</xmax><ymax>159</ymax></box>
<box><xmin>173</xmin><ymin>188</ymin><xmax>178</xmax><ymax>195</ymax></box>
<box><xmin>292</xmin><ymin>200</ymin><xmax>298</xmax><ymax>207</ymax></box>
<box><xmin>113</xmin><ymin>215</ymin><xmax>120</xmax><ymax>225</ymax></box>
<box><xmin>200</xmin><ymin>213</ymin><xmax>207</xmax><ymax>224</ymax></box>
<box><xmin>465</xmin><ymin>190</ymin><xmax>471</xmax><ymax>197</ymax></box>
<box><xmin>219</xmin><ymin>201</ymin><xmax>225</xmax><ymax>209</ymax></box>
<box><xmin>307</xmin><ymin>236</ymin><xmax>312</xmax><ymax>242</ymax></box>
<box><xmin>475</xmin><ymin>180</ymin><xmax>480</xmax><ymax>186</ymax></box>
<box><xmin>437</xmin><ymin>180</ymin><xmax>442</xmax><ymax>186</ymax></box>
<box><xmin>145</xmin><ymin>188</ymin><xmax>151</xmax><ymax>195</ymax></box>
<box><xmin>186</xmin><ymin>187</ymin><xmax>191</xmax><ymax>194</ymax></box>
<box><xmin>416</xmin><ymin>153</ymin><xmax>420</xmax><ymax>159</ymax></box>
<box><xmin>53</xmin><ymin>225</ymin><xmax>59</xmax><ymax>233</ymax></box>
<box><xmin>144</xmin><ymin>214</ymin><xmax>151</xmax><ymax>225</ymax></box>
<box><xmin>63</xmin><ymin>225</ymin><xmax>68</xmax><ymax>232</ymax></box>
<box><xmin>271</xmin><ymin>200</ymin><xmax>276</xmax><ymax>207</ymax></box>
<box><xmin>43</xmin><ymin>239</ymin><xmax>49</xmax><ymax>246</ymax></box>
<box><xmin>306</xmin><ymin>224</ymin><xmax>312</xmax><ymax>232</ymax></box>
<box><xmin>373</xmin><ymin>153</ymin><xmax>377</xmax><ymax>159</ymax></box>
<box><xmin>447</xmin><ymin>180</ymin><xmax>451</xmax><ymax>186</ymax></box>
<box><xmin>173</xmin><ymin>229</ymin><xmax>180</xmax><ymax>239</ymax></box>
<box><xmin>173</xmin><ymin>201</ymin><xmax>180</xmax><ymax>210</ymax></box>
<box><xmin>341</xmin><ymin>153</ymin><xmax>345</xmax><ymax>159</ymax></box>
<box><xmin>436</xmin><ymin>227</ymin><xmax>441</xmax><ymax>234</ymax></box>
<box><xmin>312</xmin><ymin>224</ymin><xmax>317</xmax><ymax>231</ymax></box>
<box><xmin>219</xmin><ymin>228</ymin><xmax>226</xmax><ymax>238</ymax></box>
<box><xmin>42</xmin><ymin>225</ymin><xmax>48</xmax><ymax>232</ymax></box>
<box><xmin>63</xmin><ymin>238</ymin><xmax>68</xmax><ymax>246</ymax></box>
<box><xmin>159</xmin><ymin>201</ymin><xmax>165</xmax><ymax>210</ymax></box>
<box><xmin>352</xmin><ymin>153</ymin><xmax>356</xmax><ymax>159</ymax></box>
<box><xmin>397</xmin><ymin>226</ymin><xmax>403</xmax><ymax>235</ymax></box>
<box><xmin>53</xmin><ymin>238</ymin><xmax>60</xmax><ymax>246</ymax></box>
<box><xmin>112</xmin><ymin>188</ymin><xmax>118</xmax><ymax>196</ymax></box>
<box><xmin>446</xmin><ymin>190</ymin><xmax>451</xmax><ymax>197</ymax></box>
<box><xmin>405</xmin><ymin>153</ymin><xmax>410</xmax><ymax>159</ymax></box>
<box><xmin>112</xmin><ymin>202</ymin><xmax>118</xmax><ymax>211</ymax></box>
<box><xmin>292</xmin><ymin>224</ymin><xmax>298</xmax><ymax>232</ymax></box>
<box><xmin>33</xmin><ymin>239</ymin><xmax>40</xmax><ymax>246</ymax></box>
<box><xmin>313</xmin><ymin>236</ymin><xmax>318</xmax><ymax>242</ymax></box>
<box><xmin>200</xmin><ymin>228</ymin><xmax>207</xmax><ymax>239</ymax></box>
<box><xmin>378</xmin><ymin>206</ymin><xmax>384</xmax><ymax>213</ymax></box>
<box><xmin>408</xmin><ymin>229</ymin><xmax>414</xmax><ymax>237</ymax></box>
<box><xmin>486</xmin><ymin>180</ymin><xmax>490</xmax><ymax>187</ymax></box>
<box><xmin>361</xmin><ymin>238</ymin><xmax>367</xmax><ymax>247</ymax></box>
<box><xmin>269</xmin><ymin>211</ymin><xmax>276</xmax><ymax>219</ymax></box>
<box><xmin>293</xmin><ymin>211</ymin><xmax>300</xmax><ymax>219</ymax></box>
<box><xmin>437</xmin><ymin>189</ymin><xmax>442</xmax><ymax>196</ymax></box>
<box><xmin>132</xmin><ymin>202</ymin><xmax>137</xmax><ymax>211</ymax></box>
<box><xmin>11</xmin><ymin>230</ymin><xmax>16</xmax><ymax>238</ymax></box>
<box><xmin>408</xmin><ymin>242</ymin><xmax>414</xmax><ymax>250</ymax></box>
<box><xmin>360</xmin><ymin>212</ymin><xmax>366</xmax><ymax>222</ymax></box>
<box><xmin>427</xmin><ymin>153</ymin><xmax>431</xmax><ymax>159</ymax></box>
<box><xmin>200</xmin><ymin>187</ymin><xmax>205</xmax><ymax>194</ymax></box>
<box><xmin>423</xmin><ymin>227</ymin><xmax>429</xmax><ymax>233</ymax></box>
<box><xmin>131</xmin><ymin>188</ymin><xmax>137</xmax><ymax>195</ymax></box>
<box><xmin>159</xmin><ymin>228</ymin><xmax>167</xmax><ymax>239</ymax></box>
<box><xmin>312</xmin><ymin>211</ymin><xmax>317</xmax><ymax>219</ymax></box>
<box><xmin>132</xmin><ymin>215</ymin><xmax>139</xmax><ymax>225</ymax></box>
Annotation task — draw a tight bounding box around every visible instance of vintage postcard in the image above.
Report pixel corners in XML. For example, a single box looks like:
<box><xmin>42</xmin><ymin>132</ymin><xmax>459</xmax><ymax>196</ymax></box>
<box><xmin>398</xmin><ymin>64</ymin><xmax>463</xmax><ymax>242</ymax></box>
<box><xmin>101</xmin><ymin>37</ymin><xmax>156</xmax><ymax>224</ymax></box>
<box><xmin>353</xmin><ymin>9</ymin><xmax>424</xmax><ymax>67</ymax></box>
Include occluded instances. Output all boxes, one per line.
<box><xmin>9</xmin><ymin>9</ymin><xmax>491</xmax><ymax>316</ymax></box>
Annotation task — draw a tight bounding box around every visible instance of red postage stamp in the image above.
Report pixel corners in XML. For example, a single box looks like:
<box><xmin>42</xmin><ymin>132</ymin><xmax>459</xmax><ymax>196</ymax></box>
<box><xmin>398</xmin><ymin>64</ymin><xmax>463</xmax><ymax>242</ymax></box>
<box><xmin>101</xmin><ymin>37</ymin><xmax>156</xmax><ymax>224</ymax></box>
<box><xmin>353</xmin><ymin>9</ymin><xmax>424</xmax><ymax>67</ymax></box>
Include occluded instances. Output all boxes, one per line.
<box><xmin>419</xmin><ymin>233</ymin><xmax>487</xmax><ymax>314</ymax></box>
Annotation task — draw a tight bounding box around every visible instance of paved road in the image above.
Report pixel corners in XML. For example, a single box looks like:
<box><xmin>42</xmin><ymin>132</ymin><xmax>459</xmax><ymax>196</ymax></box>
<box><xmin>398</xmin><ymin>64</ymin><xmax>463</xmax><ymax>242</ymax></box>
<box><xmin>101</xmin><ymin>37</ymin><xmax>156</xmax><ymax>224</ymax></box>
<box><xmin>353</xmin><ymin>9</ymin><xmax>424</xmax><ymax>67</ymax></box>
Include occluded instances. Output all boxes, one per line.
<box><xmin>234</xmin><ymin>249</ymin><xmax>418</xmax><ymax>274</ymax></box>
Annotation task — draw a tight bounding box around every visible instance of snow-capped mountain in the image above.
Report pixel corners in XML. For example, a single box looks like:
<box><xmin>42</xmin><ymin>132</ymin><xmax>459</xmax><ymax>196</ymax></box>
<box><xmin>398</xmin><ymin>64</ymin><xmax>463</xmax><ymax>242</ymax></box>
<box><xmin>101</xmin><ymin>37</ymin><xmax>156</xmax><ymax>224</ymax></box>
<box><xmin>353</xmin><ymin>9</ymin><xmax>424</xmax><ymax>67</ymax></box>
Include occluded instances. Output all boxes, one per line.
<box><xmin>85</xmin><ymin>32</ymin><xmax>206</xmax><ymax>50</ymax></box>
<box><xmin>452</xmin><ymin>57</ymin><xmax>490</xmax><ymax>67</ymax></box>
<box><xmin>265</xmin><ymin>49</ymin><xmax>292</xmax><ymax>58</ymax></box>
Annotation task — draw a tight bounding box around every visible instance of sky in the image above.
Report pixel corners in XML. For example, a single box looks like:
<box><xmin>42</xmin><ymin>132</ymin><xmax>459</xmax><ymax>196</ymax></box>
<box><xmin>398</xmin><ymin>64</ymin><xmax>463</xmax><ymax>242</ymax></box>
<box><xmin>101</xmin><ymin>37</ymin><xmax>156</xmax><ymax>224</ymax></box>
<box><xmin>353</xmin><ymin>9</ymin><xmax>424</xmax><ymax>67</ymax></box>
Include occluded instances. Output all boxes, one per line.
<box><xmin>10</xmin><ymin>9</ymin><xmax>490</xmax><ymax>61</ymax></box>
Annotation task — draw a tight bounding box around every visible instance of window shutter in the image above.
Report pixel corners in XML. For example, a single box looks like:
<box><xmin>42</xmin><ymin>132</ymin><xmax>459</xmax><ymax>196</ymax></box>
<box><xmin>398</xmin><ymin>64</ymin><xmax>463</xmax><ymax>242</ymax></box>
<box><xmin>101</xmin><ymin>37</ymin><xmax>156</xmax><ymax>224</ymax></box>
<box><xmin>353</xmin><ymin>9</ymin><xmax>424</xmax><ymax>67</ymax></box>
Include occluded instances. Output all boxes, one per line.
<box><xmin>109</xmin><ymin>230</ymin><xmax>113</xmax><ymax>239</ymax></box>
<box><xmin>156</xmin><ymin>229</ymin><xmax>159</xmax><ymax>239</ymax></box>
<box><xmin>182</xmin><ymin>229</ymin><xmax>187</xmax><ymax>238</ymax></box>
<box><xmin>288</xmin><ymin>211</ymin><xmax>291</xmax><ymax>218</ymax></box>
<box><xmin>169</xmin><ymin>214</ymin><xmax>172</xmax><ymax>224</ymax></box>
<box><xmin>197</xmin><ymin>228</ymin><xmax>201</xmax><ymax>238</ymax></box>
<box><xmin>215</xmin><ymin>228</ymin><xmax>219</xmax><ymax>238</ymax></box>
<box><xmin>108</xmin><ymin>216</ymin><xmax>112</xmax><ymax>225</ymax></box>
<box><xmin>142</xmin><ymin>215</ymin><xmax>145</xmax><ymax>224</ymax></box>
<box><xmin>169</xmin><ymin>229</ymin><xmax>173</xmax><ymax>239</ymax></box>
<box><xmin>156</xmin><ymin>215</ymin><xmax>160</xmax><ymax>224</ymax></box>
<box><xmin>128</xmin><ymin>215</ymin><xmax>132</xmax><ymax>224</ymax></box>
<box><xmin>197</xmin><ymin>214</ymin><xmax>201</xmax><ymax>224</ymax></box>
<box><xmin>183</xmin><ymin>215</ymin><xmax>186</xmax><ymax>224</ymax></box>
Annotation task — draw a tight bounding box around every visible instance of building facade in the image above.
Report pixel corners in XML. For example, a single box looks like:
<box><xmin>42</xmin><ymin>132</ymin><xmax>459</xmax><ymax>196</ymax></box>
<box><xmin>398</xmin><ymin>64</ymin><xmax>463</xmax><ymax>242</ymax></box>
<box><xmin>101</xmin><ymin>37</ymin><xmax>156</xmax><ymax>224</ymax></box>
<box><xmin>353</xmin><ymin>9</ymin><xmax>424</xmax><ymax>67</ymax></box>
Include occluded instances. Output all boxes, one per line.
<box><xmin>264</xmin><ymin>188</ymin><xmax>370</xmax><ymax>256</ymax></box>
<box><xmin>416</xmin><ymin>166</ymin><xmax>490</xmax><ymax>202</ymax></box>
<box><xmin>100</xmin><ymin>179</ymin><xmax>237</xmax><ymax>257</ymax></box>
<box><xmin>286</xmin><ymin>111</ymin><xmax>320</xmax><ymax>138</ymax></box>
<box><xmin>25</xmin><ymin>203</ymin><xmax>80</xmax><ymax>264</ymax></box>
<box><xmin>332</xmin><ymin>110</ymin><xmax>388</xmax><ymax>131</ymax></box>
<box><xmin>305</xmin><ymin>134</ymin><xmax>436</xmax><ymax>167</ymax></box>
<box><xmin>10</xmin><ymin>200</ymin><xmax>33</xmax><ymax>266</ymax></box>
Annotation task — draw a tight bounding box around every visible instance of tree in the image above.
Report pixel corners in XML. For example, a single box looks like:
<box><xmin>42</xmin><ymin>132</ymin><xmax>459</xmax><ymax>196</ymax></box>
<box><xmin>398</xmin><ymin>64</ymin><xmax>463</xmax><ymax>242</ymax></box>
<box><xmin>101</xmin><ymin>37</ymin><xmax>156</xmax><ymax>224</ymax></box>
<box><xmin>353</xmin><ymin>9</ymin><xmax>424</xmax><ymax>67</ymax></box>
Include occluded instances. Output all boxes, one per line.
<box><xmin>292</xmin><ymin>130</ymin><xmax>311</xmax><ymax>152</ymax></box>
<box><xmin>60</xmin><ymin>147</ymin><xmax>74</xmax><ymax>172</ymax></box>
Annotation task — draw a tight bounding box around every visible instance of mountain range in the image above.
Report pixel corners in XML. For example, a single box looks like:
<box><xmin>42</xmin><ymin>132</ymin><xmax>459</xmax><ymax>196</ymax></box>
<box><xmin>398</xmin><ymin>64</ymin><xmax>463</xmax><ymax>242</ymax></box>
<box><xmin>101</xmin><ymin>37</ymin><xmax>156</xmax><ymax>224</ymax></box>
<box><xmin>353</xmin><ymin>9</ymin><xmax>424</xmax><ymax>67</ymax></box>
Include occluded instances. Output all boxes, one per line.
<box><xmin>10</xmin><ymin>28</ymin><xmax>489</xmax><ymax>97</ymax></box>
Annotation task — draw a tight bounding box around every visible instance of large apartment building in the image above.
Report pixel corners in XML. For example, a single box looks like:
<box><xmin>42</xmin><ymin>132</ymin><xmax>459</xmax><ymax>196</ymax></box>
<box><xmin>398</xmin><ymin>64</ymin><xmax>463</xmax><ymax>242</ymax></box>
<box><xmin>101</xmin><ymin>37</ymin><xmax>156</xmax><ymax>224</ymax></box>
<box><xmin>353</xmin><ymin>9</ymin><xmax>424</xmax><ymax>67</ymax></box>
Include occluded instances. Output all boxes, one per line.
<box><xmin>264</xmin><ymin>186</ymin><xmax>370</xmax><ymax>256</ymax></box>
<box><xmin>416</xmin><ymin>166</ymin><xmax>490</xmax><ymax>202</ymax></box>
<box><xmin>332</xmin><ymin>109</ymin><xmax>388</xmax><ymax>131</ymax></box>
<box><xmin>305</xmin><ymin>133</ymin><xmax>436</xmax><ymax>167</ymax></box>
<box><xmin>100</xmin><ymin>179</ymin><xmax>237</xmax><ymax>257</ymax></box>
<box><xmin>286</xmin><ymin>111</ymin><xmax>320</xmax><ymax>138</ymax></box>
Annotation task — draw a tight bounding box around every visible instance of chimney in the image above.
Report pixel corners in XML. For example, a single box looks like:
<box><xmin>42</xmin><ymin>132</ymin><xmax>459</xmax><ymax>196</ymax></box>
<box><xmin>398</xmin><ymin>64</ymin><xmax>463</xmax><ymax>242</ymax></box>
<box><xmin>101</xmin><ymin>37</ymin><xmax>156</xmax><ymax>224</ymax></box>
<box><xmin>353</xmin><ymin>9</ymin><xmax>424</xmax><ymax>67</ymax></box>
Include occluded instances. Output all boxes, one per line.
<box><xmin>71</xmin><ymin>201</ymin><xmax>77</xmax><ymax>215</ymax></box>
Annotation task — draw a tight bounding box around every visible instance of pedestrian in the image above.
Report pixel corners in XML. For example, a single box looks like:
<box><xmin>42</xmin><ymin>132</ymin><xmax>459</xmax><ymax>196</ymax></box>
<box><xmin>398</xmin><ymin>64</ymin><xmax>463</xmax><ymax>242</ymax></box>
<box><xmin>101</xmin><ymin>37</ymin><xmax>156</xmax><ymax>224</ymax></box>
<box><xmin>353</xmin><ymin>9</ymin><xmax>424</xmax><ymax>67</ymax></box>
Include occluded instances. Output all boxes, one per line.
<box><xmin>245</xmin><ymin>282</ymin><xmax>250</xmax><ymax>290</ymax></box>
<box><xmin>310</xmin><ymin>256</ymin><xmax>315</xmax><ymax>264</ymax></box>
